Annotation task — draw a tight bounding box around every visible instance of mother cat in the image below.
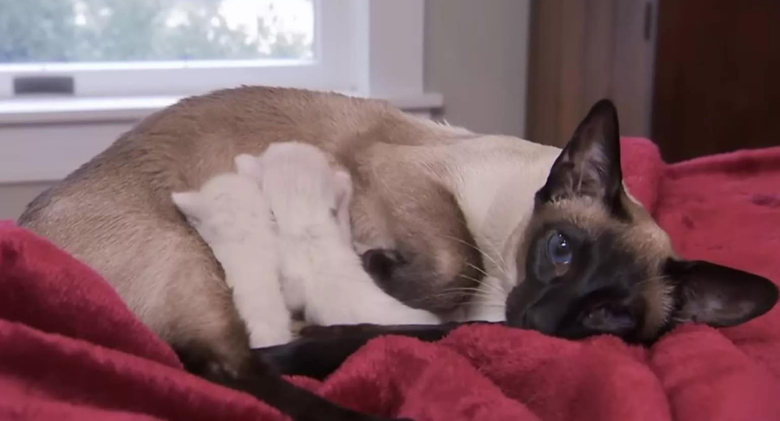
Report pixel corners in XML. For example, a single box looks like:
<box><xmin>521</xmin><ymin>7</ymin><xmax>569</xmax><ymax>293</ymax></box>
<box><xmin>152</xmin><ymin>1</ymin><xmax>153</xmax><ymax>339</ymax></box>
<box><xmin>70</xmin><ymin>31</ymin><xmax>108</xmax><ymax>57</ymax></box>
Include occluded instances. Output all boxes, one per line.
<box><xmin>18</xmin><ymin>87</ymin><xmax>777</xmax><ymax>421</ymax></box>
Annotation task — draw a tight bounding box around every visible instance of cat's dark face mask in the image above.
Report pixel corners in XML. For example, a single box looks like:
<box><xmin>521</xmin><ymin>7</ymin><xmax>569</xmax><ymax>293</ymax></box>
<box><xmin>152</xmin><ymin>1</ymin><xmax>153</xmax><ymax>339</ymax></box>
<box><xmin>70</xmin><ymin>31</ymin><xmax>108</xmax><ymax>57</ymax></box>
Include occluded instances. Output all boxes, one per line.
<box><xmin>505</xmin><ymin>99</ymin><xmax>778</xmax><ymax>343</ymax></box>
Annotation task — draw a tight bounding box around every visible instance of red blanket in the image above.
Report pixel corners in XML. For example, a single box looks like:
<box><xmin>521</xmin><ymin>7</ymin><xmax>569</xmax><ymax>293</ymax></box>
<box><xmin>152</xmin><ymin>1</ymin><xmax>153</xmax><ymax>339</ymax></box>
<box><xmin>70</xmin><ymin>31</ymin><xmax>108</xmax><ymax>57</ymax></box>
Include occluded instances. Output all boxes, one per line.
<box><xmin>2</xmin><ymin>138</ymin><xmax>779</xmax><ymax>421</ymax></box>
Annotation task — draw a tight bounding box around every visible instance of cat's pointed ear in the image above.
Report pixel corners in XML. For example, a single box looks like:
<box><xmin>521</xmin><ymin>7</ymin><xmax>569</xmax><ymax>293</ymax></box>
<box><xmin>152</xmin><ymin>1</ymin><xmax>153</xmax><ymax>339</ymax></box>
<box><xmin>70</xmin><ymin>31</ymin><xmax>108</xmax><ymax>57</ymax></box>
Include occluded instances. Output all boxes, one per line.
<box><xmin>234</xmin><ymin>154</ymin><xmax>263</xmax><ymax>181</ymax></box>
<box><xmin>332</xmin><ymin>169</ymin><xmax>353</xmax><ymax>237</ymax></box>
<box><xmin>667</xmin><ymin>259</ymin><xmax>779</xmax><ymax>327</ymax></box>
<box><xmin>536</xmin><ymin>99</ymin><xmax>623</xmax><ymax>210</ymax></box>
<box><xmin>171</xmin><ymin>191</ymin><xmax>200</xmax><ymax>216</ymax></box>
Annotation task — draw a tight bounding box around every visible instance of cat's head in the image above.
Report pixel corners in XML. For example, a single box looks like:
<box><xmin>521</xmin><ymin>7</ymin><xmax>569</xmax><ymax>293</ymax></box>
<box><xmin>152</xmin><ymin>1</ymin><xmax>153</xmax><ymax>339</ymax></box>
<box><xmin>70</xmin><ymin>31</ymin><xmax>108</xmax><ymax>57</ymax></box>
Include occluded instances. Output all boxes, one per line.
<box><xmin>171</xmin><ymin>172</ymin><xmax>266</xmax><ymax>242</ymax></box>
<box><xmin>505</xmin><ymin>99</ymin><xmax>778</xmax><ymax>343</ymax></box>
<box><xmin>237</xmin><ymin>142</ymin><xmax>353</xmax><ymax>242</ymax></box>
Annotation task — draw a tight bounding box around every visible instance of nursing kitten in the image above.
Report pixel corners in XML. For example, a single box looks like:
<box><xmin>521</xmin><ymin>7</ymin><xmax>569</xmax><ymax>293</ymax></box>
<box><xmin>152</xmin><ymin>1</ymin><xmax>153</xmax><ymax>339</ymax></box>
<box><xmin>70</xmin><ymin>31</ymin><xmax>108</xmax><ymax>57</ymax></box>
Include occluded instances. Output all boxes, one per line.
<box><xmin>171</xmin><ymin>172</ymin><xmax>292</xmax><ymax>348</ymax></box>
<box><xmin>237</xmin><ymin>142</ymin><xmax>441</xmax><ymax>326</ymax></box>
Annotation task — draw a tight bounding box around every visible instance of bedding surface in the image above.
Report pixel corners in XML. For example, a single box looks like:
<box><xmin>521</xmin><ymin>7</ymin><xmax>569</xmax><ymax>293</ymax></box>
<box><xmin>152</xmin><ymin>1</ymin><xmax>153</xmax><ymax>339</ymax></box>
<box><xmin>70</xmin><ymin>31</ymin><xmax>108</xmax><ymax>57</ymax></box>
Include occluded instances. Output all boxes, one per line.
<box><xmin>1</xmin><ymin>137</ymin><xmax>779</xmax><ymax>421</ymax></box>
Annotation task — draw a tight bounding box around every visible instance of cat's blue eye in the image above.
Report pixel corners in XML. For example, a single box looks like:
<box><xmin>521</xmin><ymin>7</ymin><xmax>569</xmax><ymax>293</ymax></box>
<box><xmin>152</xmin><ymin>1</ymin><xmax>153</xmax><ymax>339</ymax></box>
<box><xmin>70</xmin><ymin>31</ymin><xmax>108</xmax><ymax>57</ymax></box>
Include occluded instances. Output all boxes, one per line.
<box><xmin>546</xmin><ymin>232</ymin><xmax>573</xmax><ymax>265</ymax></box>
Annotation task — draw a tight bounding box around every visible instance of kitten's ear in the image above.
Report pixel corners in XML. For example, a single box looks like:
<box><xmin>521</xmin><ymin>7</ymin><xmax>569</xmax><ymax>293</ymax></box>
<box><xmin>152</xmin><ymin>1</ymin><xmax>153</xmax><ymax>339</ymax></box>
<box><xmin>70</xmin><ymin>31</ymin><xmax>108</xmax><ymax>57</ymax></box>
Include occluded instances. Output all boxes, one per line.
<box><xmin>667</xmin><ymin>259</ymin><xmax>779</xmax><ymax>327</ymax></box>
<box><xmin>234</xmin><ymin>154</ymin><xmax>263</xmax><ymax>181</ymax></box>
<box><xmin>333</xmin><ymin>170</ymin><xmax>353</xmax><ymax>214</ymax></box>
<box><xmin>332</xmin><ymin>169</ymin><xmax>353</xmax><ymax>237</ymax></box>
<box><xmin>536</xmin><ymin>99</ymin><xmax>623</xmax><ymax>210</ymax></box>
<box><xmin>171</xmin><ymin>192</ymin><xmax>200</xmax><ymax>216</ymax></box>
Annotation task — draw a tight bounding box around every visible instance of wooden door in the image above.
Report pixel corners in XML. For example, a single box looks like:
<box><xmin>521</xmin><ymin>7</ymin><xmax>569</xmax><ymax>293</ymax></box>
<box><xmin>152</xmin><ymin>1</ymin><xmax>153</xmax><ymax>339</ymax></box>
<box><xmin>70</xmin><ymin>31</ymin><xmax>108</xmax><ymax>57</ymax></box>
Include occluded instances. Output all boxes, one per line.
<box><xmin>526</xmin><ymin>0</ymin><xmax>656</xmax><ymax>147</ymax></box>
<box><xmin>652</xmin><ymin>0</ymin><xmax>780</xmax><ymax>162</ymax></box>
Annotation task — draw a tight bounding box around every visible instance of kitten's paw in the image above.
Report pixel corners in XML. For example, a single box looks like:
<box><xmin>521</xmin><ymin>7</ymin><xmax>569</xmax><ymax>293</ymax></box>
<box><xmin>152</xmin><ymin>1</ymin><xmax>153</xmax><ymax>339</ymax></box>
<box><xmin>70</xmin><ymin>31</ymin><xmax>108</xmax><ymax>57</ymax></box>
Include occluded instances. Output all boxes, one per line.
<box><xmin>299</xmin><ymin>323</ymin><xmax>380</xmax><ymax>339</ymax></box>
<box><xmin>248</xmin><ymin>324</ymin><xmax>294</xmax><ymax>348</ymax></box>
<box><xmin>380</xmin><ymin>309</ymin><xmax>441</xmax><ymax>325</ymax></box>
<box><xmin>367</xmin><ymin>296</ymin><xmax>441</xmax><ymax>325</ymax></box>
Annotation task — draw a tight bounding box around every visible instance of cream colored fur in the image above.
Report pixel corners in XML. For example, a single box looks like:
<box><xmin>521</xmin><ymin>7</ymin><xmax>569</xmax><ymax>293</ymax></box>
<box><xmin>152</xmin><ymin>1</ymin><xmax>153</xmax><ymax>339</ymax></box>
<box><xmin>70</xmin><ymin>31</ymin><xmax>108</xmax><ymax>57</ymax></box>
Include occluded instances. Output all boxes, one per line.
<box><xmin>171</xmin><ymin>173</ymin><xmax>291</xmax><ymax>347</ymax></box>
<box><xmin>441</xmin><ymin>138</ymin><xmax>561</xmax><ymax>320</ymax></box>
<box><xmin>239</xmin><ymin>142</ymin><xmax>441</xmax><ymax>326</ymax></box>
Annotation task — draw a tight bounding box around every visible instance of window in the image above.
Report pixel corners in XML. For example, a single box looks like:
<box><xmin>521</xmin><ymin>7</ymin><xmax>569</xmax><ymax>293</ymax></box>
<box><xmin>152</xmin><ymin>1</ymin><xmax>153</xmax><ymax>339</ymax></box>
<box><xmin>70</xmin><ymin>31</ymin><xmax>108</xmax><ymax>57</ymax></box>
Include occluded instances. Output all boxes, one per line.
<box><xmin>0</xmin><ymin>1</ymin><xmax>438</xmax><ymax>188</ymax></box>
<box><xmin>0</xmin><ymin>0</ymin><xmax>364</xmax><ymax>98</ymax></box>
<box><xmin>2</xmin><ymin>0</ymin><xmax>315</xmax><ymax>63</ymax></box>
<box><xmin>0</xmin><ymin>1</ymin><xmax>437</xmax><ymax>123</ymax></box>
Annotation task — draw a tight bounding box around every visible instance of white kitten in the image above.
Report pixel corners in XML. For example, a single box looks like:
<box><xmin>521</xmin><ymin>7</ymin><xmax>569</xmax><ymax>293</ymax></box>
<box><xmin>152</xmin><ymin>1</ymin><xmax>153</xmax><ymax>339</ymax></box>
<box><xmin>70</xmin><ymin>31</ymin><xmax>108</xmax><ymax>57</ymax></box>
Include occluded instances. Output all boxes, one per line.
<box><xmin>171</xmin><ymin>172</ymin><xmax>292</xmax><ymax>348</ymax></box>
<box><xmin>237</xmin><ymin>142</ymin><xmax>441</xmax><ymax>326</ymax></box>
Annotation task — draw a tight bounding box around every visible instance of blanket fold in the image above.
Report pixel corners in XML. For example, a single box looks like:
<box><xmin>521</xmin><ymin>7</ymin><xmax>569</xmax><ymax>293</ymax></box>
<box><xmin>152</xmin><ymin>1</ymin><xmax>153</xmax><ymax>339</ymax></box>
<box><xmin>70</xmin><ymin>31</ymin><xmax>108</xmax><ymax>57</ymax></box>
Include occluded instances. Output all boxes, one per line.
<box><xmin>1</xmin><ymin>137</ymin><xmax>779</xmax><ymax>421</ymax></box>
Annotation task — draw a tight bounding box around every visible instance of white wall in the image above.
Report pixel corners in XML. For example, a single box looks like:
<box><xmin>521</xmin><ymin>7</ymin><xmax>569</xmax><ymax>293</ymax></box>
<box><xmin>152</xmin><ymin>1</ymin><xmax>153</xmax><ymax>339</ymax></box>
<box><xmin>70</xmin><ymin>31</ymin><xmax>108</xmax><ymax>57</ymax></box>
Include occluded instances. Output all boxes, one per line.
<box><xmin>424</xmin><ymin>0</ymin><xmax>531</xmax><ymax>138</ymax></box>
<box><xmin>0</xmin><ymin>121</ymin><xmax>139</xmax><ymax>220</ymax></box>
<box><xmin>0</xmin><ymin>182</ymin><xmax>50</xmax><ymax>220</ymax></box>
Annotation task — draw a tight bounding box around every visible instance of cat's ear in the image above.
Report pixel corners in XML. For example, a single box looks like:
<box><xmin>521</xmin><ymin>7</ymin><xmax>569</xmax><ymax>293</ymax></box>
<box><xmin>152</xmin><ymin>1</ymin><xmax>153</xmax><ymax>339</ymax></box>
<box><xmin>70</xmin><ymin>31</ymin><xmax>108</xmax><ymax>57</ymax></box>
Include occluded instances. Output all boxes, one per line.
<box><xmin>667</xmin><ymin>259</ymin><xmax>779</xmax><ymax>327</ymax></box>
<box><xmin>536</xmin><ymin>99</ymin><xmax>623</xmax><ymax>211</ymax></box>
<box><xmin>234</xmin><ymin>154</ymin><xmax>263</xmax><ymax>181</ymax></box>
<box><xmin>332</xmin><ymin>169</ymin><xmax>353</xmax><ymax>237</ymax></box>
<box><xmin>171</xmin><ymin>191</ymin><xmax>201</xmax><ymax>216</ymax></box>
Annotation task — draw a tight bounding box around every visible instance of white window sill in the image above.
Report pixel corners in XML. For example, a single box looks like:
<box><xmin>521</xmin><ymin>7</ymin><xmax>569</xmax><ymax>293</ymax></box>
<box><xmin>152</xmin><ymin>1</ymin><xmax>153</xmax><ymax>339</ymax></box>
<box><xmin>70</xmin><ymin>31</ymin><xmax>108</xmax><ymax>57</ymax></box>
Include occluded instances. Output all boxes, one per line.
<box><xmin>0</xmin><ymin>91</ymin><xmax>443</xmax><ymax>125</ymax></box>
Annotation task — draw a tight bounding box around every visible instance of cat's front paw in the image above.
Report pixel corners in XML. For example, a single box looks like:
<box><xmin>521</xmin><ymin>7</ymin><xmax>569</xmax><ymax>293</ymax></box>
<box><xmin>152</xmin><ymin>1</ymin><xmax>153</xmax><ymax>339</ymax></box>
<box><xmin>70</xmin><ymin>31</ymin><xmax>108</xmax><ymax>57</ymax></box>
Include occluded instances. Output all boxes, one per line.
<box><xmin>384</xmin><ymin>310</ymin><xmax>441</xmax><ymax>325</ymax></box>
<box><xmin>299</xmin><ymin>323</ymin><xmax>381</xmax><ymax>339</ymax></box>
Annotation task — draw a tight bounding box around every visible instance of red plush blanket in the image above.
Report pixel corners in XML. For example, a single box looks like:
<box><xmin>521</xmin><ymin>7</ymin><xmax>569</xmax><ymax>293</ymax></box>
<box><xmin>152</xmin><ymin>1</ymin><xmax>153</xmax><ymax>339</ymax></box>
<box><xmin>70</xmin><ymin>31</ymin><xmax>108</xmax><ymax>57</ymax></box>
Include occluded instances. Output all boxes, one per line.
<box><xmin>2</xmin><ymin>138</ymin><xmax>779</xmax><ymax>421</ymax></box>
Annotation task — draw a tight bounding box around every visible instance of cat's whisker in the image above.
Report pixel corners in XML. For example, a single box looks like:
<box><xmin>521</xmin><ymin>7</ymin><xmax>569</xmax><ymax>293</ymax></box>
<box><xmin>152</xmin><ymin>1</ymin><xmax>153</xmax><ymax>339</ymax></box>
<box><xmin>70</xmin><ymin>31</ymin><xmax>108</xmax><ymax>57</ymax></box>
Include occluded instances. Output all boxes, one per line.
<box><xmin>478</xmin><ymin>234</ymin><xmax>510</xmax><ymax>277</ymax></box>
<box><xmin>475</xmin><ymin>303</ymin><xmax>507</xmax><ymax>309</ymax></box>
<box><xmin>443</xmin><ymin>212</ymin><xmax>512</xmax><ymax>279</ymax></box>
<box><xmin>444</xmin><ymin>286</ymin><xmax>506</xmax><ymax>307</ymax></box>
<box><xmin>443</xmin><ymin>289</ymin><xmax>498</xmax><ymax>300</ymax></box>
<box><xmin>440</xmin><ymin>233</ymin><xmax>503</xmax><ymax>273</ymax></box>
<box><xmin>435</xmin><ymin>231</ymin><xmax>513</xmax><ymax>283</ymax></box>
<box><xmin>434</xmin><ymin>288</ymin><xmax>497</xmax><ymax>300</ymax></box>
<box><xmin>465</xmin><ymin>262</ymin><xmax>492</xmax><ymax>281</ymax></box>
<box><xmin>401</xmin><ymin>287</ymin><xmax>482</xmax><ymax>298</ymax></box>
<box><xmin>398</xmin><ymin>285</ymin><xmax>503</xmax><ymax>306</ymax></box>
<box><xmin>457</xmin><ymin>273</ymin><xmax>506</xmax><ymax>296</ymax></box>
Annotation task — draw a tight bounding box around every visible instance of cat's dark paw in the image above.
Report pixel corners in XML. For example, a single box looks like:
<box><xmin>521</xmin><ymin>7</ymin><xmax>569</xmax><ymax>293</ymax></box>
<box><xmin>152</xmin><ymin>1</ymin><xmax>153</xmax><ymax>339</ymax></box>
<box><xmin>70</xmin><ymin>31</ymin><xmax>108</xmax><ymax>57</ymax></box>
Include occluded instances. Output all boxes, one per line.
<box><xmin>361</xmin><ymin>248</ymin><xmax>405</xmax><ymax>281</ymax></box>
<box><xmin>360</xmin><ymin>416</ymin><xmax>414</xmax><ymax>421</ymax></box>
<box><xmin>299</xmin><ymin>323</ymin><xmax>380</xmax><ymax>339</ymax></box>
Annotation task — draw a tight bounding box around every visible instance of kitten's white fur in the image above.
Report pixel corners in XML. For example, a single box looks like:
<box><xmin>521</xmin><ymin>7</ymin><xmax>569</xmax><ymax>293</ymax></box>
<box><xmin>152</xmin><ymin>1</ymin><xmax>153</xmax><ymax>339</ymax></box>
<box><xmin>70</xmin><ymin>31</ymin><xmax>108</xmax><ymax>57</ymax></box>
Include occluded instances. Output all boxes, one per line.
<box><xmin>171</xmin><ymin>172</ymin><xmax>292</xmax><ymax>348</ymax></box>
<box><xmin>238</xmin><ymin>142</ymin><xmax>441</xmax><ymax>326</ymax></box>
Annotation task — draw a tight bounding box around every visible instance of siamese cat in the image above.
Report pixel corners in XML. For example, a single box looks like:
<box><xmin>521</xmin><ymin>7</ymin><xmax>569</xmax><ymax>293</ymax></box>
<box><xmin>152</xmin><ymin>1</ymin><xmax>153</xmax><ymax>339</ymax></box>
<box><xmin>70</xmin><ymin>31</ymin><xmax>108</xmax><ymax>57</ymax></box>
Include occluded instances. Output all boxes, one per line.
<box><xmin>17</xmin><ymin>87</ymin><xmax>778</xmax><ymax>421</ymax></box>
<box><xmin>237</xmin><ymin>142</ymin><xmax>441</xmax><ymax>327</ymax></box>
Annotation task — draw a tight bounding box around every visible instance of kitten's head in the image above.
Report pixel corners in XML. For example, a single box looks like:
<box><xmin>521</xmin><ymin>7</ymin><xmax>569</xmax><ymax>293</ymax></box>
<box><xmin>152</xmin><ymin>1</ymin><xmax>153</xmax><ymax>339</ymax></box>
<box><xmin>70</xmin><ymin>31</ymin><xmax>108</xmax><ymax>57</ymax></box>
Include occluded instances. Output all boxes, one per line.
<box><xmin>505</xmin><ymin>99</ymin><xmax>779</xmax><ymax>343</ymax></box>
<box><xmin>171</xmin><ymin>172</ymin><xmax>267</xmax><ymax>242</ymax></box>
<box><xmin>237</xmin><ymin>142</ymin><xmax>353</xmax><ymax>241</ymax></box>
